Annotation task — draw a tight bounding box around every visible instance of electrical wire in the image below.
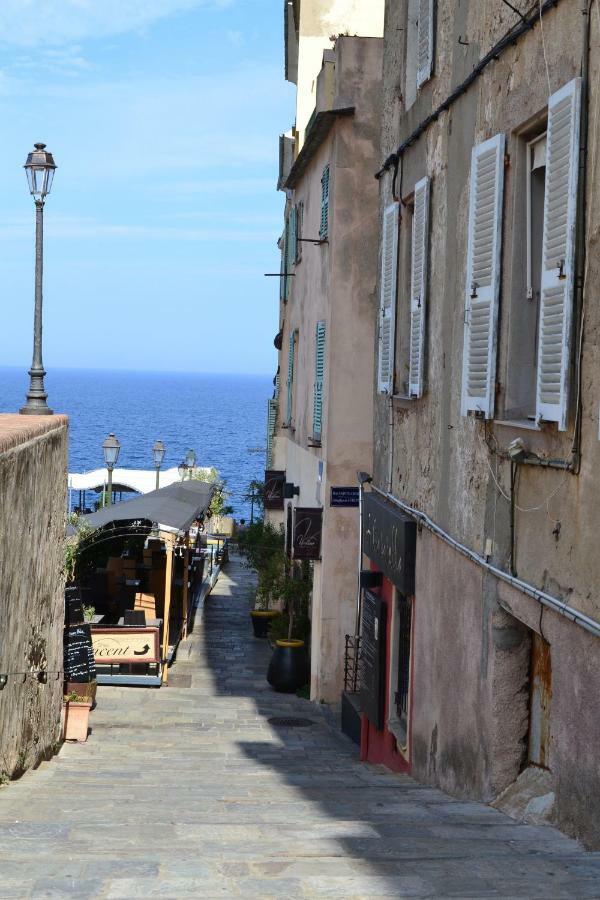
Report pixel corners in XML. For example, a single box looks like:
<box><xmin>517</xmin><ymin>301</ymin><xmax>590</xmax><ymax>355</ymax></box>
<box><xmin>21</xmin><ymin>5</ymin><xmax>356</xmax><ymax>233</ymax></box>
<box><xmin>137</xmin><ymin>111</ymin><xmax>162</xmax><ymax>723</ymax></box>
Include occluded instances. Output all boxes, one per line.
<box><xmin>539</xmin><ymin>0</ymin><xmax>552</xmax><ymax>96</ymax></box>
<box><xmin>485</xmin><ymin>454</ymin><xmax>568</xmax><ymax>512</ymax></box>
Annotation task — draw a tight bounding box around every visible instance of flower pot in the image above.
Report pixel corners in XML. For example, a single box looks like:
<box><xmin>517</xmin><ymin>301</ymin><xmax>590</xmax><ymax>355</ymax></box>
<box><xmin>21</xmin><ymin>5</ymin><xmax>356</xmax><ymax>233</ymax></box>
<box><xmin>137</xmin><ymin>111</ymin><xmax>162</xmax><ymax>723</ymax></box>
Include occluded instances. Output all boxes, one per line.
<box><xmin>64</xmin><ymin>681</ymin><xmax>97</xmax><ymax>705</ymax></box>
<box><xmin>63</xmin><ymin>701</ymin><xmax>92</xmax><ymax>742</ymax></box>
<box><xmin>267</xmin><ymin>640</ymin><xmax>309</xmax><ymax>693</ymax></box>
<box><xmin>250</xmin><ymin>610</ymin><xmax>278</xmax><ymax>639</ymax></box>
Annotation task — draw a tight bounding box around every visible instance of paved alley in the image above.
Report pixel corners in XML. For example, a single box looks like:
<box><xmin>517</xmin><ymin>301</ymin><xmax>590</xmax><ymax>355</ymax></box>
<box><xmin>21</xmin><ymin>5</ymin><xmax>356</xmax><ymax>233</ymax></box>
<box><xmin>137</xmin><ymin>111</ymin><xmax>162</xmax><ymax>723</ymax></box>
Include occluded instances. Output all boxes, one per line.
<box><xmin>0</xmin><ymin>557</ymin><xmax>599</xmax><ymax>898</ymax></box>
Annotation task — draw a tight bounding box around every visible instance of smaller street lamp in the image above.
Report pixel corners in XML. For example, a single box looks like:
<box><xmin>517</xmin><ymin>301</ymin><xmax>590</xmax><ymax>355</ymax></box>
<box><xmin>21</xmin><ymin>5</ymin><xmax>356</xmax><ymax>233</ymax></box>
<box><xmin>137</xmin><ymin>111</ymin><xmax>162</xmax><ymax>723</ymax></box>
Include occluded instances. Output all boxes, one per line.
<box><xmin>178</xmin><ymin>460</ymin><xmax>189</xmax><ymax>481</ymax></box>
<box><xmin>185</xmin><ymin>448</ymin><xmax>196</xmax><ymax>477</ymax></box>
<box><xmin>102</xmin><ymin>432</ymin><xmax>120</xmax><ymax>507</ymax></box>
<box><xmin>152</xmin><ymin>439</ymin><xmax>165</xmax><ymax>490</ymax></box>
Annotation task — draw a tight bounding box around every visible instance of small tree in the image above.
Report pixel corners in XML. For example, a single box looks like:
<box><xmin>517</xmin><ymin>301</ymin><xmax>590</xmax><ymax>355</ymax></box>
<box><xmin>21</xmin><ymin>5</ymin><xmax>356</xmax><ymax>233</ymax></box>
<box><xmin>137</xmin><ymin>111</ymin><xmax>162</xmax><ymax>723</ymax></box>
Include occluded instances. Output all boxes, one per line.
<box><xmin>243</xmin><ymin>479</ymin><xmax>264</xmax><ymax>524</ymax></box>
<box><xmin>191</xmin><ymin>466</ymin><xmax>233</xmax><ymax>520</ymax></box>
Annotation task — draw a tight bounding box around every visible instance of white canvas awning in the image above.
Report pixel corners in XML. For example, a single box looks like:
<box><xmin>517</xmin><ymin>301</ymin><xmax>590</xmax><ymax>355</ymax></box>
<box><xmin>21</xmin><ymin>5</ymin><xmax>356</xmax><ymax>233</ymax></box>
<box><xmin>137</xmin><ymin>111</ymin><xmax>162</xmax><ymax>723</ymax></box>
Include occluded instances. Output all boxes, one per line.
<box><xmin>68</xmin><ymin>467</ymin><xmax>210</xmax><ymax>495</ymax></box>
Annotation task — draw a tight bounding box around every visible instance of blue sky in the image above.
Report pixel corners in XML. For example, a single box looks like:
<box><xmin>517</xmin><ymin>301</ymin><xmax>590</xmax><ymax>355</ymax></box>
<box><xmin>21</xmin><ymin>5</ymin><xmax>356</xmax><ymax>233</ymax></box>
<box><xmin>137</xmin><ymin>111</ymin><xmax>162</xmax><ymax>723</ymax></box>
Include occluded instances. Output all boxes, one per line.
<box><xmin>0</xmin><ymin>0</ymin><xmax>292</xmax><ymax>375</ymax></box>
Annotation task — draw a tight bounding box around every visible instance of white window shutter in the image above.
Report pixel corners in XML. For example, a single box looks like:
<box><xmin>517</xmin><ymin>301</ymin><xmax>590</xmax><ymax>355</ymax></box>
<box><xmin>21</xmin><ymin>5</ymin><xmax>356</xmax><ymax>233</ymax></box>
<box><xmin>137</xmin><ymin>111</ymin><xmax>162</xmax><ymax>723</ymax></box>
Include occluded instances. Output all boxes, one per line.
<box><xmin>378</xmin><ymin>202</ymin><xmax>399</xmax><ymax>394</ymax></box>
<box><xmin>409</xmin><ymin>176</ymin><xmax>430</xmax><ymax>398</ymax></box>
<box><xmin>416</xmin><ymin>0</ymin><xmax>434</xmax><ymax>88</ymax></box>
<box><xmin>461</xmin><ymin>133</ymin><xmax>505</xmax><ymax>419</ymax></box>
<box><xmin>536</xmin><ymin>77</ymin><xmax>581</xmax><ymax>431</ymax></box>
<box><xmin>313</xmin><ymin>320</ymin><xmax>326</xmax><ymax>440</ymax></box>
<box><xmin>266</xmin><ymin>398</ymin><xmax>277</xmax><ymax>468</ymax></box>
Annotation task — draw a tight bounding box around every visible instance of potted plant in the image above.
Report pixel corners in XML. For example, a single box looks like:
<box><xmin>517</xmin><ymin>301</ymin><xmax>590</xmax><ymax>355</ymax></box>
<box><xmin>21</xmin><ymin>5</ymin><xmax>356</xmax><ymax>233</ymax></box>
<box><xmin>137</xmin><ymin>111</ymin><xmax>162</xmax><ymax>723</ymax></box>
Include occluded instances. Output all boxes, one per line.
<box><xmin>238</xmin><ymin>520</ymin><xmax>285</xmax><ymax>638</ymax></box>
<box><xmin>62</xmin><ymin>692</ymin><xmax>92</xmax><ymax>742</ymax></box>
<box><xmin>267</xmin><ymin>561</ymin><xmax>311</xmax><ymax>693</ymax></box>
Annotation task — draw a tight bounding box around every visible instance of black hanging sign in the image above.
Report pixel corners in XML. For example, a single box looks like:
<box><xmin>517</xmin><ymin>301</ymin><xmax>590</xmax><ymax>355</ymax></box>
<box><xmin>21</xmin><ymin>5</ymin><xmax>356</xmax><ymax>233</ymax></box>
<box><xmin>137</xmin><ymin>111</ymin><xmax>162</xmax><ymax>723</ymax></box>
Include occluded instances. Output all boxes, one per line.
<box><xmin>64</xmin><ymin>624</ymin><xmax>96</xmax><ymax>683</ymax></box>
<box><xmin>264</xmin><ymin>470</ymin><xmax>285</xmax><ymax>510</ymax></box>
<box><xmin>293</xmin><ymin>507</ymin><xmax>323</xmax><ymax>560</ymax></box>
<box><xmin>360</xmin><ymin>590</ymin><xmax>386</xmax><ymax>730</ymax></box>
<box><xmin>330</xmin><ymin>487</ymin><xmax>360</xmax><ymax>507</ymax></box>
<box><xmin>362</xmin><ymin>492</ymin><xmax>417</xmax><ymax>594</ymax></box>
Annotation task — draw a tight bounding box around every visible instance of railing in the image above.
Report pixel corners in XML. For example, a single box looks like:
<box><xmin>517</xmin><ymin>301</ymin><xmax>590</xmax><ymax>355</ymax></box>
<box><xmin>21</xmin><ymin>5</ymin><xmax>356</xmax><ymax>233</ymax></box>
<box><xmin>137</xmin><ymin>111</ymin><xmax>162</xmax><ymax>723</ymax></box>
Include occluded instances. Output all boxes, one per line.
<box><xmin>344</xmin><ymin>633</ymin><xmax>361</xmax><ymax>694</ymax></box>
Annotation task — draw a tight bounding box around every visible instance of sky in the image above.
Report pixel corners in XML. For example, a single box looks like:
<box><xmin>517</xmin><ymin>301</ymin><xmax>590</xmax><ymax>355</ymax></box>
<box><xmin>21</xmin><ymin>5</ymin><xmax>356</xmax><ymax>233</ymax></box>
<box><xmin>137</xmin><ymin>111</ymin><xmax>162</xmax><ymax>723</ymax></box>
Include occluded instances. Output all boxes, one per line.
<box><xmin>0</xmin><ymin>0</ymin><xmax>293</xmax><ymax>375</ymax></box>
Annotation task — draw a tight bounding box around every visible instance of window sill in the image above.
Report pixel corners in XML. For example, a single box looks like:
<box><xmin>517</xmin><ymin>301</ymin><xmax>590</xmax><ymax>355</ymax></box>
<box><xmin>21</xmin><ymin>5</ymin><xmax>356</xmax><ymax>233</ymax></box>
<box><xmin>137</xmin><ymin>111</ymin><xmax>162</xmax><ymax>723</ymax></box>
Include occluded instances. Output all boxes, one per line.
<box><xmin>386</xmin><ymin>714</ymin><xmax>409</xmax><ymax>759</ymax></box>
<box><xmin>307</xmin><ymin>437</ymin><xmax>321</xmax><ymax>448</ymax></box>
<box><xmin>495</xmin><ymin>419</ymin><xmax>540</xmax><ymax>432</ymax></box>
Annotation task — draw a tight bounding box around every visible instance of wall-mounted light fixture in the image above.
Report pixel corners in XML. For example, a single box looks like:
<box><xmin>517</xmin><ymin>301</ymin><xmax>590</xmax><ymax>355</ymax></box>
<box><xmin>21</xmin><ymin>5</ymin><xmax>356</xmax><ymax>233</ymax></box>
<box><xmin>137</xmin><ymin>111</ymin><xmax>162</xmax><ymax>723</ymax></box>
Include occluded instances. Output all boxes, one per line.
<box><xmin>37</xmin><ymin>671</ymin><xmax>48</xmax><ymax>684</ymax></box>
<box><xmin>283</xmin><ymin>482</ymin><xmax>300</xmax><ymax>499</ymax></box>
<box><xmin>0</xmin><ymin>674</ymin><xmax>7</xmax><ymax>691</ymax></box>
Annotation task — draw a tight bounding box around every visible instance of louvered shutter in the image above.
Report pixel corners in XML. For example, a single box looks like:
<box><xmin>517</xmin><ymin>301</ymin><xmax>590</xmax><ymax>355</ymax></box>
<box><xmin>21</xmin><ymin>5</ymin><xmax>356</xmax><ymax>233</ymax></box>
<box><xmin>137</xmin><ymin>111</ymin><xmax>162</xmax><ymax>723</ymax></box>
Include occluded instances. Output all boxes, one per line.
<box><xmin>285</xmin><ymin>330</ymin><xmax>295</xmax><ymax>425</ymax></box>
<box><xmin>378</xmin><ymin>202</ymin><xmax>400</xmax><ymax>394</ymax></box>
<box><xmin>409</xmin><ymin>176</ymin><xmax>430</xmax><ymax>398</ymax></box>
<box><xmin>461</xmin><ymin>133</ymin><xmax>505</xmax><ymax>418</ymax></box>
<box><xmin>320</xmin><ymin>165</ymin><xmax>330</xmax><ymax>239</ymax></box>
<box><xmin>416</xmin><ymin>0</ymin><xmax>434</xmax><ymax>88</ymax></box>
<box><xmin>279</xmin><ymin>231</ymin><xmax>286</xmax><ymax>303</ymax></box>
<box><xmin>266</xmin><ymin>398</ymin><xmax>277</xmax><ymax>468</ymax></box>
<box><xmin>313</xmin><ymin>321</ymin><xmax>326</xmax><ymax>440</ymax></box>
<box><xmin>289</xmin><ymin>206</ymin><xmax>297</xmax><ymax>271</ymax></box>
<box><xmin>535</xmin><ymin>78</ymin><xmax>581</xmax><ymax>430</ymax></box>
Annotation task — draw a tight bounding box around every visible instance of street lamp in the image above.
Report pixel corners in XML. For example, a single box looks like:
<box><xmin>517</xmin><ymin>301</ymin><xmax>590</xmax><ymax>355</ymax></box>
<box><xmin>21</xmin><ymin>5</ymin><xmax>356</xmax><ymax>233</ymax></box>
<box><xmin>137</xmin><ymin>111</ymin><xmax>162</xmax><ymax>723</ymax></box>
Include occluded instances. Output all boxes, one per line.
<box><xmin>20</xmin><ymin>143</ymin><xmax>57</xmax><ymax>416</ymax></box>
<box><xmin>178</xmin><ymin>460</ymin><xmax>189</xmax><ymax>481</ymax></box>
<box><xmin>152</xmin><ymin>440</ymin><xmax>165</xmax><ymax>490</ymax></box>
<box><xmin>102</xmin><ymin>433</ymin><xmax>120</xmax><ymax>507</ymax></box>
<box><xmin>185</xmin><ymin>448</ymin><xmax>196</xmax><ymax>477</ymax></box>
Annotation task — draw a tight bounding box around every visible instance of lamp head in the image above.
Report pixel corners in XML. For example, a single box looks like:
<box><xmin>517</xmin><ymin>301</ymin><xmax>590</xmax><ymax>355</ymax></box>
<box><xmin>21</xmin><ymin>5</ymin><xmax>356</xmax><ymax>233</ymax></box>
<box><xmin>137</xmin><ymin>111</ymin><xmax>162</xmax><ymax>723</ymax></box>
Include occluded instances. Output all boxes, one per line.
<box><xmin>178</xmin><ymin>461</ymin><xmax>189</xmax><ymax>480</ymax></box>
<box><xmin>24</xmin><ymin>143</ymin><xmax>56</xmax><ymax>201</ymax></box>
<box><xmin>185</xmin><ymin>448</ymin><xmax>196</xmax><ymax>469</ymax></box>
<box><xmin>152</xmin><ymin>439</ymin><xmax>165</xmax><ymax>469</ymax></box>
<box><xmin>102</xmin><ymin>432</ymin><xmax>120</xmax><ymax>468</ymax></box>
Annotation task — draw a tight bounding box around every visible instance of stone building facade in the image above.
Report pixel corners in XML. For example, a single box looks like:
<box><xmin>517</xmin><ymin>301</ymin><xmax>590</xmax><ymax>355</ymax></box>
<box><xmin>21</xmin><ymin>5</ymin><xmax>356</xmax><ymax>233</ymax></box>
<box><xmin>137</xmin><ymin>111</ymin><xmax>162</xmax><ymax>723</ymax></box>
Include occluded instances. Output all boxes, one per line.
<box><xmin>0</xmin><ymin>415</ymin><xmax>68</xmax><ymax>777</ymax></box>
<box><xmin>363</xmin><ymin>0</ymin><xmax>600</xmax><ymax>848</ymax></box>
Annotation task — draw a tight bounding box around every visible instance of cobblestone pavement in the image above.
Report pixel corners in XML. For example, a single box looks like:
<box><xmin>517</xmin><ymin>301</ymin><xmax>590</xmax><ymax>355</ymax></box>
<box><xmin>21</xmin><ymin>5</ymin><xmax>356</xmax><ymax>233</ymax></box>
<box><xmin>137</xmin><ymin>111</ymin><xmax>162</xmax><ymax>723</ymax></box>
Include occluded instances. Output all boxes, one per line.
<box><xmin>1</xmin><ymin>557</ymin><xmax>600</xmax><ymax>898</ymax></box>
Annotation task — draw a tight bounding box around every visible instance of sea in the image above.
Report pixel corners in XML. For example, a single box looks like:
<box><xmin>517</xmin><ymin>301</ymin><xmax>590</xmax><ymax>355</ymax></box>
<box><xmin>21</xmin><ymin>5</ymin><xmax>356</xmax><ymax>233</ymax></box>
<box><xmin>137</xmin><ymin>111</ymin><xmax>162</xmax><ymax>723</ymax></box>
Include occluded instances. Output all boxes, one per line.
<box><xmin>0</xmin><ymin>367</ymin><xmax>272</xmax><ymax>521</ymax></box>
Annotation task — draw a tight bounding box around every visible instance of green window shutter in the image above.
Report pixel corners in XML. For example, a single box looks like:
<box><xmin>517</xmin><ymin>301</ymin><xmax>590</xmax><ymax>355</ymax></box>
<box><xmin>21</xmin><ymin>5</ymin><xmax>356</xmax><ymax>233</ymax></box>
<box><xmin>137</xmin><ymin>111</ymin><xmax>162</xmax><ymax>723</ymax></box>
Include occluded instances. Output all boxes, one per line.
<box><xmin>313</xmin><ymin>321</ymin><xmax>326</xmax><ymax>440</ymax></box>
<box><xmin>279</xmin><ymin>229</ymin><xmax>286</xmax><ymax>303</ymax></box>
<box><xmin>288</xmin><ymin>207</ymin><xmax>297</xmax><ymax>274</ymax></box>
<box><xmin>320</xmin><ymin>165</ymin><xmax>330</xmax><ymax>239</ymax></box>
<box><xmin>266</xmin><ymin>398</ymin><xmax>278</xmax><ymax>468</ymax></box>
<box><xmin>286</xmin><ymin>330</ymin><xmax>295</xmax><ymax>425</ymax></box>
<box><xmin>284</xmin><ymin>217</ymin><xmax>291</xmax><ymax>302</ymax></box>
<box><xmin>296</xmin><ymin>202</ymin><xmax>303</xmax><ymax>263</ymax></box>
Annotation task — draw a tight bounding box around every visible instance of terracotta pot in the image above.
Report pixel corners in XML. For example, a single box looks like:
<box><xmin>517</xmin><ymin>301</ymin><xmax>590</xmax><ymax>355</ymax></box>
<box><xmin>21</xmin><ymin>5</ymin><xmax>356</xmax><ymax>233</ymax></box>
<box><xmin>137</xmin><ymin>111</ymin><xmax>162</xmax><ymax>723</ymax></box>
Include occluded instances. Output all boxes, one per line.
<box><xmin>64</xmin><ymin>681</ymin><xmax>97</xmax><ymax>705</ymax></box>
<box><xmin>63</xmin><ymin>702</ymin><xmax>91</xmax><ymax>742</ymax></box>
<box><xmin>267</xmin><ymin>640</ymin><xmax>309</xmax><ymax>693</ymax></box>
<box><xmin>250</xmin><ymin>610</ymin><xmax>279</xmax><ymax>639</ymax></box>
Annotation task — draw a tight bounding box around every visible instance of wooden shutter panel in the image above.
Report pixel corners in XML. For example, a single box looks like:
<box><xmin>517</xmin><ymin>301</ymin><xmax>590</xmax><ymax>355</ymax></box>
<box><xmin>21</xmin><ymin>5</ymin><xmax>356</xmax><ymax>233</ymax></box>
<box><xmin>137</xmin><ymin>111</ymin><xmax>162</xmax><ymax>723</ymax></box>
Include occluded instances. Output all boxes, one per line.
<box><xmin>416</xmin><ymin>0</ymin><xmax>434</xmax><ymax>88</ymax></box>
<box><xmin>266</xmin><ymin>398</ymin><xmax>277</xmax><ymax>468</ymax></box>
<box><xmin>535</xmin><ymin>77</ymin><xmax>581</xmax><ymax>430</ymax></box>
<box><xmin>286</xmin><ymin>330</ymin><xmax>295</xmax><ymax>425</ymax></box>
<box><xmin>320</xmin><ymin>165</ymin><xmax>330</xmax><ymax>239</ymax></box>
<box><xmin>289</xmin><ymin>206</ymin><xmax>297</xmax><ymax>271</ymax></box>
<box><xmin>378</xmin><ymin>202</ymin><xmax>399</xmax><ymax>394</ymax></box>
<box><xmin>409</xmin><ymin>176</ymin><xmax>430</xmax><ymax>398</ymax></box>
<box><xmin>461</xmin><ymin>133</ymin><xmax>505</xmax><ymax>418</ymax></box>
<box><xmin>313</xmin><ymin>321</ymin><xmax>326</xmax><ymax>440</ymax></box>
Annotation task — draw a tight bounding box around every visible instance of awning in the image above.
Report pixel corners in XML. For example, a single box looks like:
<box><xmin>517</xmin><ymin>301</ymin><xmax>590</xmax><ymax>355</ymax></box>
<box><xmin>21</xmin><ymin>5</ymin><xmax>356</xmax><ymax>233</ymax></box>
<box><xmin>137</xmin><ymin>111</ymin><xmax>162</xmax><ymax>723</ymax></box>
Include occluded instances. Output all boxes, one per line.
<box><xmin>80</xmin><ymin>480</ymin><xmax>214</xmax><ymax>534</ymax></box>
<box><xmin>68</xmin><ymin>466</ymin><xmax>209</xmax><ymax>495</ymax></box>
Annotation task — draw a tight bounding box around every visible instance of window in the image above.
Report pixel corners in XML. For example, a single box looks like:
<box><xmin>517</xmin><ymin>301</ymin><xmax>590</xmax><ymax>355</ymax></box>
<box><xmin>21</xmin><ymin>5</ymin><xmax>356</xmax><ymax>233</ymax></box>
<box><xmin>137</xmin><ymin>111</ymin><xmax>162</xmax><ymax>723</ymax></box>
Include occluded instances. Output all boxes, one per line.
<box><xmin>285</xmin><ymin>329</ymin><xmax>297</xmax><ymax>426</ymax></box>
<box><xmin>313</xmin><ymin>321</ymin><xmax>326</xmax><ymax>441</ymax></box>
<box><xmin>503</xmin><ymin>77</ymin><xmax>581</xmax><ymax>429</ymax></box>
<box><xmin>319</xmin><ymin>165</ymin><xmax>330</xmax><ymax>239</ymax></box>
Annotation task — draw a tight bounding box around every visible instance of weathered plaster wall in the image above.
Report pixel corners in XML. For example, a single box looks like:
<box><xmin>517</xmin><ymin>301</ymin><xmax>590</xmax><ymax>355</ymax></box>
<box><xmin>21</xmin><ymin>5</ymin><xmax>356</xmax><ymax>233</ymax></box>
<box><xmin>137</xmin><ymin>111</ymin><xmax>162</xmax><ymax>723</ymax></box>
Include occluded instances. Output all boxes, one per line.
<box><xmin>375</xmin><ymin>0</ymin><xmax>600</xmax><ymax>846</ymax></box>
<box><xmin>278</xmin><ymin>36</ymin><xmax>383</xmax><ymax>701</ymax></box>
<box><xmin>0</xmin><ymin>415</ymin><xmax>68</xmax><ymax>778</ymax></box>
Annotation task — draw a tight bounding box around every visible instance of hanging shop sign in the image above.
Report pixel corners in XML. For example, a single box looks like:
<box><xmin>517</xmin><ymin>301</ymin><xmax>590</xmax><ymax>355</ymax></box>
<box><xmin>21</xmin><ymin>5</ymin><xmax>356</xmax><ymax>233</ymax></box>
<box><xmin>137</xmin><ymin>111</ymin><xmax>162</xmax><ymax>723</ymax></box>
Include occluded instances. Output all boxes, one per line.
<box><xmin>91</xmin><ymin>627</ymin><xmax>160</xmax><ymax>665</ymax></box>
<box><xmin>330</xmin><ymin>486</ymin><xmax>359</xmax><ymax>507</ymax></box>
<box><xmin>264</xmin><ymin>470</ymin><xmax>285</xmax><ymax>510</ymax></box>
<box><xmin>293</xmin><ymin>507</ymin><xmax>323</xmax><ymax>560</ymax></box>
<box><xmin>362</xmin><ymin>491</ymin><xmax>417</xmax><ymax>594</ymax></box>
<box><xmin>360</xmin><ymin>590</ymin><xmax>387</xmax><ymax>730</ymax></box>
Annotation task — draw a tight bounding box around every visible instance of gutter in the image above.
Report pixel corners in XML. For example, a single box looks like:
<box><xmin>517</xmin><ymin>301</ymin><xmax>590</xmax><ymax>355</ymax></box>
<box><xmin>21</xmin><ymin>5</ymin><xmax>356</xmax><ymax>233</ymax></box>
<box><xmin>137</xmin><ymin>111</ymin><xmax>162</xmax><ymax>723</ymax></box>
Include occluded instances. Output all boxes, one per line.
<box><xmin>369</xmin><ymin>484</ymin><xmax>600</xmax><ymax>640</ymax></box>
<box><xmin>284</xmin><ymin>106</ymin><xmax>354</xmax><ymax>190</ymax></box>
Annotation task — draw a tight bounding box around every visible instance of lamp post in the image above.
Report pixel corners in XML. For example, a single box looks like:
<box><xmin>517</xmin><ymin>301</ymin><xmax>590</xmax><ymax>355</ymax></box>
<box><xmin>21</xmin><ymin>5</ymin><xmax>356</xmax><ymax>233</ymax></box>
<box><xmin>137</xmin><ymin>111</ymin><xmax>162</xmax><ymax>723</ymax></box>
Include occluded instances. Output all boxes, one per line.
<box><xmin>185</xmin><ymin>448</ymin><xmax>196</xmax><ymax>478</ymax></box>
<box><xmin>178</xmin><ymin>461</ymin><xmax>189</xmax><ymax>481</ymax></box>
<box><xmin>152</xmin><ymin>440</ymin><xmax>165</xmax><ymax>490</ymax></box>
<box><xmin>20</xmin><ymin>143</ymin><xmax>57</xmax><ymax>416</ymax></box>
<box><xmin>102</xmin><ymin>433</ymin><xmax>120</xmax><ymax>507</ymax></box>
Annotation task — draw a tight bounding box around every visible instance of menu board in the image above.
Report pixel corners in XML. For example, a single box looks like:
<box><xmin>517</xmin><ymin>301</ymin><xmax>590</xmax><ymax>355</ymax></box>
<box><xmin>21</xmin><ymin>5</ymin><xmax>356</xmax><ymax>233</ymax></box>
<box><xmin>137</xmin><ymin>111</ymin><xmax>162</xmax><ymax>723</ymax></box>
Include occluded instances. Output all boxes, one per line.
<box><xmin>64</xmin><ymin>624</ymin><xmax>96</xmax><ymax>682</ymax></box>
<box><xmin>360</xmin><ymin>591</ymin><xmax>386</xmax><ymax>730</ymax></box>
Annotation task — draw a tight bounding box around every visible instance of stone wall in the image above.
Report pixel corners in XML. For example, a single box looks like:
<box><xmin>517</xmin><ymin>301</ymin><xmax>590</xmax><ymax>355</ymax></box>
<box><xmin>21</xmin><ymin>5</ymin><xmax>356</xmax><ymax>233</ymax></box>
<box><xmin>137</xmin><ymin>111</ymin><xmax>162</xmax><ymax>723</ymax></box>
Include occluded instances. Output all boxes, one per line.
<box><xmin>0</xmin><ymin>415</ymin><xmax>68</xmax><ymax>778</ymax></box>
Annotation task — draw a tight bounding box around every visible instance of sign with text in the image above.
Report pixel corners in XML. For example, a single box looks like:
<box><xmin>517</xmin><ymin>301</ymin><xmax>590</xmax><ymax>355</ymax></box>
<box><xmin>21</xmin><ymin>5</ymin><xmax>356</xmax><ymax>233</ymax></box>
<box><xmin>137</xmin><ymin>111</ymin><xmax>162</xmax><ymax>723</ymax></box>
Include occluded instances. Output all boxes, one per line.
<box><xmin>362</xmin><ymin>492</ymin><xmax>417</xmax><ymax>594</ymax></box>
<box><xmin>360</xmin><ymin>591</ymin><xmax>387</xmax><ymax>730</ymax></box>
<box><xmin>330</xmin><ymin>486</ymin><xmax>359</xmax><ymax>507</ymax></box>
<box><xmin>264</xmin><ymin>470</ymin><xmax>285</xmax><ymax>510</ymax></box>
<box><xmin>91</xmin><ymin>627</ymin><xmax>160</xmax><ymax>665</ymax></box>
<box><xmin>64</xmin><ymin>624</ymin><xmax>96</xmax><ymax>682</ymax></box>
<box><xmin>293</xmin><ymin>507</ymin><xmax>323</xmax><ymax>560</ymax></box>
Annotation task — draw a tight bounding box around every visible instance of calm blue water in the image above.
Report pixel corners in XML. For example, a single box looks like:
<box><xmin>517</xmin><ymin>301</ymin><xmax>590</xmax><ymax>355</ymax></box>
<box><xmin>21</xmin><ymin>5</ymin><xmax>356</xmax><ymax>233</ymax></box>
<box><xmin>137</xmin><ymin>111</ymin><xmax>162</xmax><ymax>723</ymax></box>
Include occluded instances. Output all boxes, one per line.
<box><xmin>0</xmin><ymin>367</ymin><xmax>271</xmax><ymax>520</ymax></box>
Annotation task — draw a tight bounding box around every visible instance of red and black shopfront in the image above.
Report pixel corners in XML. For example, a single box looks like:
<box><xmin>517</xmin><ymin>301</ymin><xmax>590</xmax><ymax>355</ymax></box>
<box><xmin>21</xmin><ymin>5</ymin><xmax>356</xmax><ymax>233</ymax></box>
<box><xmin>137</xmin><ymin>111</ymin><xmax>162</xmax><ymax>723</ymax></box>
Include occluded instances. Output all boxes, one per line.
<box><xmin>356</xmin><ymin>489</ymin><xmax>417</xmax><ymax>773</ymax></box>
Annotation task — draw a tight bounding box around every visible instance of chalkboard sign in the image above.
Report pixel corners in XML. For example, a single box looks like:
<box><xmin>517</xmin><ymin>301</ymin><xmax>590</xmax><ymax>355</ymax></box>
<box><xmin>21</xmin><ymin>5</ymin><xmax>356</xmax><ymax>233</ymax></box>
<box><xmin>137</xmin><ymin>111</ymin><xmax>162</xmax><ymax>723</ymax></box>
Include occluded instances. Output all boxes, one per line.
<box><xmin>64</xmin><ymin>624</ymin><xmax>96</xmax><ymax>683</ymax></box>
<box><xmin>65</xmin><ymin>594</ymin><xmax>84</xmax><ymax>626</ymax></box>
<box><xmin>360</xmin><ymin>591</ymin><xmax>386</xmax><ymax>730</ymax></box>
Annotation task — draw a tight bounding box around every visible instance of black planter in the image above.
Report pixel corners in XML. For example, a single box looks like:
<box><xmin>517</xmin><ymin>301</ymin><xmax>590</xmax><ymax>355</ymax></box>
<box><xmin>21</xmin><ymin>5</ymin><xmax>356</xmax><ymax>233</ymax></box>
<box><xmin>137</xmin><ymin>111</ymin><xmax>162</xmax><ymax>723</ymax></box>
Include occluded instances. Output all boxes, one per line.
<box><xmin>250</xmin><ymin>611</ymin><xmax>278</xmax><ymax>639</ymax></box>
<box><xmin>267</xmin><ymin>641</ymin><xmax>309</xmax><ymax>693</ymax></box>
